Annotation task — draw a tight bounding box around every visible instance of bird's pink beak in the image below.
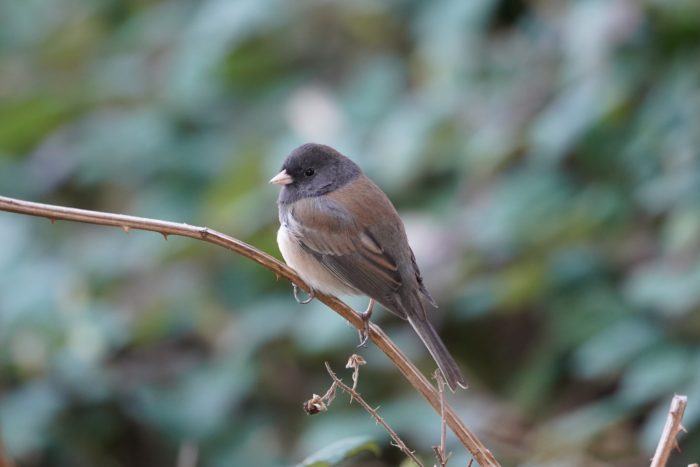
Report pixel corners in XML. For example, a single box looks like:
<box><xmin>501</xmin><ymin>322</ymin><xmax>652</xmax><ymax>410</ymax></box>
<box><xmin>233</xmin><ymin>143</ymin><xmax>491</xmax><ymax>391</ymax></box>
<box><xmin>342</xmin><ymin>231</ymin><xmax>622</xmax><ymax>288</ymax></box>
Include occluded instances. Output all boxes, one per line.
<box><xmin>269</xmin><ymin>169</ymin><xmax>293</xmax><ymax>185</ymax></box>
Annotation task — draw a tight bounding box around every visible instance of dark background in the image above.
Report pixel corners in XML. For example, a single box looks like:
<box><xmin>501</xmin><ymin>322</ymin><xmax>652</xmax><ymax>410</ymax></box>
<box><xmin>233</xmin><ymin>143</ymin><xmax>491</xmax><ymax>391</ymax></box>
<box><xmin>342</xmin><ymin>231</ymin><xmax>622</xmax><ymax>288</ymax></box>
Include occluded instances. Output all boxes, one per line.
<box><xmin>1</xmin><ymin>0</ymin><xmax>699</xmax><ymax>465</ymax></box>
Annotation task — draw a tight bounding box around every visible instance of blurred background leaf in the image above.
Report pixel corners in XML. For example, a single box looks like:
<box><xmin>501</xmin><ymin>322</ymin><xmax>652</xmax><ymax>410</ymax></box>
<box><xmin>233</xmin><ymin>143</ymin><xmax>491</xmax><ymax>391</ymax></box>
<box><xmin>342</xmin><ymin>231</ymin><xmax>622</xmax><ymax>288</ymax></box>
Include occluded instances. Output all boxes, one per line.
<box><xmin>296</xmin><ymin>436</ymin><xmax>380</xmax><ymax>467</ymax></box>
<box><xmin>1</xmin><ymin>0</ymin><xmax>700</xmax><ymax>466</ymax></box>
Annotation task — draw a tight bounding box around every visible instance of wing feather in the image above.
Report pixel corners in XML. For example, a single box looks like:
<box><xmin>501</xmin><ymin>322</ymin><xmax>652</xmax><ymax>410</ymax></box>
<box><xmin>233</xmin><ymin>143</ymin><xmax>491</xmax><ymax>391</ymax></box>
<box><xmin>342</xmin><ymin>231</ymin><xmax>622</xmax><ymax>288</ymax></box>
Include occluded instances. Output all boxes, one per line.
<box><xmin>284</xmin><ymin>186</ymin><xmax>405</xmax><ymax>313</ymax></box>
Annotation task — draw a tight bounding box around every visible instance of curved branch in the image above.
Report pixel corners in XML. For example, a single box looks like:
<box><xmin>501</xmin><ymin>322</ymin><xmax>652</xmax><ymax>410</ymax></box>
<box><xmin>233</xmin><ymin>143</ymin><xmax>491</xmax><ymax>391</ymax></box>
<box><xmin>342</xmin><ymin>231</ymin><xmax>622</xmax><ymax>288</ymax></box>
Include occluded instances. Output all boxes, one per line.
<box><xmin>0</xmin><ymin>195</ymin><xmax>499</xmax><ymax>466</ymax></box>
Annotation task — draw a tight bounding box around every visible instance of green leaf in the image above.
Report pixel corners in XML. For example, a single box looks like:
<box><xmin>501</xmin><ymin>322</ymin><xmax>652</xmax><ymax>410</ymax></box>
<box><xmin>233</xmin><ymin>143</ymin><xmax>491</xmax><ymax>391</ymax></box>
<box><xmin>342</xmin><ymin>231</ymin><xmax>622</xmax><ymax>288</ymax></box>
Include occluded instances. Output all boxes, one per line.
<box><xmin>297</xmin><ymin>436</ymin><xmax>380</xmax><ymax>467</ymax></box>
<box><xmin>0</xmin><ymin>96</ymin><xmax>77</xmax><ymax>153</ymax></box>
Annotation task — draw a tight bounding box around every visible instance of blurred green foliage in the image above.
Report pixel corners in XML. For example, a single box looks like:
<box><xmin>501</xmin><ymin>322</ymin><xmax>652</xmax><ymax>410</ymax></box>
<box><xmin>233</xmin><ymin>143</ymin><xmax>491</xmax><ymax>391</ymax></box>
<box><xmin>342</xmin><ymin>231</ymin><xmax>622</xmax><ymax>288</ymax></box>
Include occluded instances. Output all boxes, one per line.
<box><xmin>1</xmin><ymin>0</ymin><xmax>700</xmax><ymax>466</ymax></box>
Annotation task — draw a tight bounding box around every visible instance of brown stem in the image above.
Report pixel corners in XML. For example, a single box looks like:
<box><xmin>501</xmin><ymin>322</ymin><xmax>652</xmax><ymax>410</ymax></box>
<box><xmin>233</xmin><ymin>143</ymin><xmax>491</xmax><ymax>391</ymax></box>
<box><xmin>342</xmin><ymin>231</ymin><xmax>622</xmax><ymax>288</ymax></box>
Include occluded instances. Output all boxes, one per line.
<box><xmin>650</xmin><ymin>394</ymin><xmax>689</xmax><ymax>467</ymax></box>
<box><xmin>0</xmin><ymin>195</ymin><xmax>499</xmax><ymax>466</ymax></box>
<box><xmin>433</xmin><ymin>371</ymin><xmax>450</xmax><ymax>467</ymax></box>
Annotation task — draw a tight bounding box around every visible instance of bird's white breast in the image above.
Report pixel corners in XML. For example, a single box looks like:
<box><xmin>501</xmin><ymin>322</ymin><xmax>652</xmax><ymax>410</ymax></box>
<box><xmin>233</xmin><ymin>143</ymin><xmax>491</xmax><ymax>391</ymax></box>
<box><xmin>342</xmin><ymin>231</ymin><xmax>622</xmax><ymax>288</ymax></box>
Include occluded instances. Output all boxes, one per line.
<box><xmin>277</xmin><ymin>224</ymin><xmax>358</xmax><ymax>297</ymax></box>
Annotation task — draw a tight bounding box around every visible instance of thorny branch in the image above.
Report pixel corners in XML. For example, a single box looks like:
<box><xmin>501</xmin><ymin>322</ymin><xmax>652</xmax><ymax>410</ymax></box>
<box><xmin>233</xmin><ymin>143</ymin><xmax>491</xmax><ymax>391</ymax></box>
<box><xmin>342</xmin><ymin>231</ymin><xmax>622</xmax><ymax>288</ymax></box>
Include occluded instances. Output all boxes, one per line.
<box><xmin>650</xmin><ymin>394</ymin><xmax>689</xmax><ymax>467</ymax></box>
<box><xmin>311</xmin><ymin>361</ymin><xmax>425</xmax><ymax>467</ymax></box>
<box><xmin>0</xmin><ymin>195</ymin><xmax>499</xmax><ymax>466</ymax></box>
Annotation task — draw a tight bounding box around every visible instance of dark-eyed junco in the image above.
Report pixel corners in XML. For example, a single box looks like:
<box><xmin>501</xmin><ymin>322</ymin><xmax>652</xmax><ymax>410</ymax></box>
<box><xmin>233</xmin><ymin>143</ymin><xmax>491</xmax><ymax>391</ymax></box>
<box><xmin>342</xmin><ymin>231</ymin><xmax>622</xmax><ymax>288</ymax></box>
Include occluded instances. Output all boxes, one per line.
<box><xmin>270</xmin><ymin>143</ymin><xmax>466</xmax><ymax>390</ymax></box>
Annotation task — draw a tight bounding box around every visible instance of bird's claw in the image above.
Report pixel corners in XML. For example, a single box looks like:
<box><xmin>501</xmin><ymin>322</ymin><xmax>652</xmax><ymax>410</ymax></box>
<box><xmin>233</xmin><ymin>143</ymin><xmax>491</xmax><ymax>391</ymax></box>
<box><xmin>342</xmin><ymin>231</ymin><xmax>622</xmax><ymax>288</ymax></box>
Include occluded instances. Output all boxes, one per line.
<box><xmin>356</xmin><ymin>320</ymin><xmax>370</xmax><ymax>348</ymax></box>
<box><xmin>293</xmin><ymin>284</ymin><xmax>315</xmax><ymax>304</ymax></box>
<box><xmin>355</xmin><ymin>299</ymin><xmax>374</xmax><ymax>348</ymax></box>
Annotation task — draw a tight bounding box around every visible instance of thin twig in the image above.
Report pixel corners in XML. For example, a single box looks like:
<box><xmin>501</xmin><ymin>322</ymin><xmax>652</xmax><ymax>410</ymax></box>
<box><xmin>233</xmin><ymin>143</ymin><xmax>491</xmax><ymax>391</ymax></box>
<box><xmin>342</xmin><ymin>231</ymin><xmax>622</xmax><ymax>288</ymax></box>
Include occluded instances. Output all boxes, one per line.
<box><xmin>324</xmin><ymin>362</ymin><xmax>424</xmax><ymax>467</ymax></box>
<box><xmin>0</xmin><ymin>195</ymin><xmax>499</xmax><ymax>466</ymax></box>
<box><xmin>433</xmin><ymin>370</ymin><xmax>450</xmax><ymax>467</ymax></box>
<box><xmin>650</xmin><ymin>394</ymin><xmax>688</xmax><ymax>467</ymax></box>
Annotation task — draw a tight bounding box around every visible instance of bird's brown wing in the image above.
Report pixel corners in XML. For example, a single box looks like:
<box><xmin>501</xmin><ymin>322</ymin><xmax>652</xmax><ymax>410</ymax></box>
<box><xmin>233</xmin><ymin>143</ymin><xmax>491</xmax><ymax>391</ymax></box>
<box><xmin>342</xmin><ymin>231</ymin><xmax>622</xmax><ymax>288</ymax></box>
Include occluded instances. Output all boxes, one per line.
<box><xmin>284</xmin><ymin>178</ymin><xmax>406</xmax><ymax>315</ymax></box>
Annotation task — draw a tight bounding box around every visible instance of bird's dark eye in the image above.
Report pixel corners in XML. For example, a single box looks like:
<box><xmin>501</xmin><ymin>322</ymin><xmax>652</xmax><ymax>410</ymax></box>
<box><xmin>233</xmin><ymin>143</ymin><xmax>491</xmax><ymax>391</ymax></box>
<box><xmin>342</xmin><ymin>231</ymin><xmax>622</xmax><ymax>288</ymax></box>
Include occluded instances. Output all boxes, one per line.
<box><xmin>305</xmin><ymin>168</ymin><xmax>315</xmax><ymax>177</ymax></box>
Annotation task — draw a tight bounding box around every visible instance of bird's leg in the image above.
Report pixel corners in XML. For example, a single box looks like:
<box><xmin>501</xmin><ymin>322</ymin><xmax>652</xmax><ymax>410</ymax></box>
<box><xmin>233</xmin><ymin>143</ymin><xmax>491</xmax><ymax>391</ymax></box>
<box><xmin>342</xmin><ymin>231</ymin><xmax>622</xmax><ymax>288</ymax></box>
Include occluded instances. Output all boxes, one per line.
<box><xmin>293</xmin><ymin>283</ymin><xmax>315</xmax><ymax>304</ymax></box>
<box><xmin>357</xmin><ymin>299</ymin><xmax>374</xmax><ymax>347</ymax></box>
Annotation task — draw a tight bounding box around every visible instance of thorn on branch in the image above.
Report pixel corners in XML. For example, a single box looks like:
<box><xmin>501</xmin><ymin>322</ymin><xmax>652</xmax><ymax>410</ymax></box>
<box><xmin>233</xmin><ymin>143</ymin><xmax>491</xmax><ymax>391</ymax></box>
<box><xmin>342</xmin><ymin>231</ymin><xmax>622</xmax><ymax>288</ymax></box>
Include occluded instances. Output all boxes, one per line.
<box><xmin>122</xmin><ymin>225</ymin><xmax>130</xmax><ymax>233</ymax></box>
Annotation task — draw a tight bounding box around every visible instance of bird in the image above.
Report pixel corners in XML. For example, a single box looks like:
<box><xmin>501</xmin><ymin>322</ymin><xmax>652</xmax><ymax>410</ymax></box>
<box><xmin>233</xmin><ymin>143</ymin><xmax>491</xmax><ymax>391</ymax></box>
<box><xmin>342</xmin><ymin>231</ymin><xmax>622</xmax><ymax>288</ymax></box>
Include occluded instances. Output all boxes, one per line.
<box><xmin>270</xmin><ymin>143</ymin><xmax>466</xmax><ymax>391</ymax></box>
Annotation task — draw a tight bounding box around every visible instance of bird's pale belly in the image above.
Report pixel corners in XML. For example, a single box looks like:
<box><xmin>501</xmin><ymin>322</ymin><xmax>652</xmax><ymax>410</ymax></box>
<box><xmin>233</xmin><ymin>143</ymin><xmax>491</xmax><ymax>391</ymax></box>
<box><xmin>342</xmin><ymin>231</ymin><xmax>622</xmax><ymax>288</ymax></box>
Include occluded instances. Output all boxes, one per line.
<box><xmin>277</xmin><ymin>225</ymin><xmax>359</xmax><ymax>296</ymax></box>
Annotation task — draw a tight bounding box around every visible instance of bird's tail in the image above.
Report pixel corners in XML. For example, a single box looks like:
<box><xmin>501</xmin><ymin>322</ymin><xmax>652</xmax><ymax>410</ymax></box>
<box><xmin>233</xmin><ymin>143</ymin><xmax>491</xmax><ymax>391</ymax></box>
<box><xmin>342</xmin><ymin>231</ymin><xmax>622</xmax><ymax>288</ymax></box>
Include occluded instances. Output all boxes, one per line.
<box><xmin>407</xmin><ymin>314</ymin><xmax>467</xmax><ymax>391</ymax></box>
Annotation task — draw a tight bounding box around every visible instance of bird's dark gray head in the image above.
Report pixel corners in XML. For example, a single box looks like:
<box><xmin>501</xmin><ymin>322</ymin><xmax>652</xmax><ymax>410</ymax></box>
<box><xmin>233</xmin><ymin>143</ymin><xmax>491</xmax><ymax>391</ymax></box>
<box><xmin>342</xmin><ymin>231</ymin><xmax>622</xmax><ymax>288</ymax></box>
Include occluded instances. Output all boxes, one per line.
<box><xmin>270</xmin><ymin>143</ymin><xmax>362</xmax><ymax>204</ymax></box>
